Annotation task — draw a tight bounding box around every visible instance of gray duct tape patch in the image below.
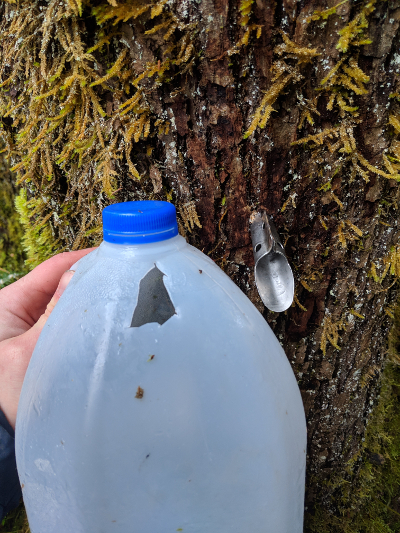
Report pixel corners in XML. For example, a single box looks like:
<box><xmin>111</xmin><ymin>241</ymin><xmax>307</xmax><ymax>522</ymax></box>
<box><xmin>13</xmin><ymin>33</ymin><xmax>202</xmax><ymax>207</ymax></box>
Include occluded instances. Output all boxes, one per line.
<box><xmin>131</xmin><ymin>265</ymin><xmax>176</xmax><ymax>327</ymax></box>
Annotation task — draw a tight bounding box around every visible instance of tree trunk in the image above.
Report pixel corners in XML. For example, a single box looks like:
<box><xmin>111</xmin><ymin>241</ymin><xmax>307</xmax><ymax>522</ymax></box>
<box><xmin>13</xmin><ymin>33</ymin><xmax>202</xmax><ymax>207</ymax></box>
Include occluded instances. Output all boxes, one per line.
<box><xmin>0</xmin><ymin>149</ymin><xmax>26</xmax><ymax>277</ymax></box>
<box><xmin>1</xmin><ymin>0</ymin><xmax>400</xmax><ymax>528</ymax></box>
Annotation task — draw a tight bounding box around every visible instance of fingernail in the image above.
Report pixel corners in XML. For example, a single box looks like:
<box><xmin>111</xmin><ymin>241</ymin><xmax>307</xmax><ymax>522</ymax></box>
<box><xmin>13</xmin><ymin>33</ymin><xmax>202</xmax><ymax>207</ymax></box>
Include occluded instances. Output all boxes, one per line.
<box><xmin>56</xmin><ymin>269</ymin><xmax>75</xmax><ymax>297</ymax></box>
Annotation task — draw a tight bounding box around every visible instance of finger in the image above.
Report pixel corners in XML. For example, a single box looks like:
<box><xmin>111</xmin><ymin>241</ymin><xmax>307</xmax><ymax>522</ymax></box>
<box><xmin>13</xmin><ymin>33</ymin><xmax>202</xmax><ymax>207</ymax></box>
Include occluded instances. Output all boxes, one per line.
<box><xmin>0</xmin><ymin>328</ymin><xmax>43</xmax><ymax>429</ymax></box>
<box><xmin>34</xmin><ymin>270</ymin><xmax>75</xmax><ymax>331</ymax></box>
<box><xmin>0</xmin><ymin>248</ymin><xmax>95</xmax><ymax>333</ymax></box>
<box><xmin>0</xmin><ymin>270</ymin><xmax>76</xmax><ymax>428</ymax></box>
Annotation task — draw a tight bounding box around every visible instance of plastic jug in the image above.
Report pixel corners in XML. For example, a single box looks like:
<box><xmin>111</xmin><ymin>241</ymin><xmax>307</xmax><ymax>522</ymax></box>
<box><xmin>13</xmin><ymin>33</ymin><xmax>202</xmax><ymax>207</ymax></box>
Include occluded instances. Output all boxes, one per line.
<box><xmin>16</xmin><ymin>201</ymin><xmax>306</xmax><ymax>533</ymax></box>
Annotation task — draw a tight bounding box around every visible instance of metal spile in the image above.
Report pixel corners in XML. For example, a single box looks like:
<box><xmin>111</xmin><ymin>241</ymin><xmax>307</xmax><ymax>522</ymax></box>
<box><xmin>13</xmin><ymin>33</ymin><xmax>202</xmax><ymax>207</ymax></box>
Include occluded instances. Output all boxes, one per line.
<box><xmin>250</xmin><ymin>211</ymin><xmax>294</xmax><ymax>312</ymax></box>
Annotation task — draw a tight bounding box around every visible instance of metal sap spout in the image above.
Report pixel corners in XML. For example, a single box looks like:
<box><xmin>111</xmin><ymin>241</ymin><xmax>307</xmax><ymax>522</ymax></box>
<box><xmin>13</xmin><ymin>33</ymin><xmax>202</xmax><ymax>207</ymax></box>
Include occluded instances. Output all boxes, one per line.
<box><xmin>250</xmin><ymin>212</ymin><xmax>294</xmax><ymax>312</ymax></box>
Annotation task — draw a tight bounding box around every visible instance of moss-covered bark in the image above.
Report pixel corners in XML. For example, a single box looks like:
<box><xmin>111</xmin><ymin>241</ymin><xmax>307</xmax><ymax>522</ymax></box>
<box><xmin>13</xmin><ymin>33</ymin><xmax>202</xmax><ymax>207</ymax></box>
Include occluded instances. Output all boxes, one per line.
<box><xmin>1</xmin><ymin>0</ymin><xmax>400</xmax><ymax>529</ymax></box>
<box><xmin>0</xmin><ymin>150</ymin><xmax>26</xmax><ymax>284</ymax></box>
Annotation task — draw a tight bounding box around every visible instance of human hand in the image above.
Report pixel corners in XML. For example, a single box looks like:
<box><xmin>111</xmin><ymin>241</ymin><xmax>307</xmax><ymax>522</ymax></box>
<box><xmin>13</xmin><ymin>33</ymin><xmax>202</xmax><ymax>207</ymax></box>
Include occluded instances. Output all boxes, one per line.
<box><xmin>0</xmin><ymin>249</ymin><xmax>94</xmax><ymax>430</ymax></box>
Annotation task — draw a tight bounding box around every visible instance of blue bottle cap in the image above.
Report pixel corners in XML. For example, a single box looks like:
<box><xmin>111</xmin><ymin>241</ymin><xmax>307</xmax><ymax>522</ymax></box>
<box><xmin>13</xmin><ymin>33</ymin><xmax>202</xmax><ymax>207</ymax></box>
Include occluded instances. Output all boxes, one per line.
<box><xmin>102</xmin><ymin>201</ymin><xmax>179</xmax><ymax>244</ymax></box>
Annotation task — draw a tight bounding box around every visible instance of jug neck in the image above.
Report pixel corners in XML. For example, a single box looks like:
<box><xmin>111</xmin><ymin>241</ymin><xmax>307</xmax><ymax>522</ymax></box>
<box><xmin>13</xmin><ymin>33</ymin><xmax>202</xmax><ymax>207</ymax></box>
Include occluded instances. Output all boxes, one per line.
<box><xmin>97</xmin><ymin>234</ymin><xmax>187</xmax><ymax>259</ymax></box>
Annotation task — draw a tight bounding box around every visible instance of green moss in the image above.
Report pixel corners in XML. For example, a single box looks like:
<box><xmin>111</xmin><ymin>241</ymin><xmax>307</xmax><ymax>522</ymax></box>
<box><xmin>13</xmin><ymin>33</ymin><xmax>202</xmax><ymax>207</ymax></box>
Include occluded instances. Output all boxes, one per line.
<box><xmin>305</xmin><ymin>309</ymin><xmax>400</xmax><ymax>532</ymax></box>
<box><xmin>0</xmin><ymin>501</ymin><xmax>29</xmax><ymax>532</ymax></box>
<box><xmin>0</xmin><ymin>0</ymin><xmax>199</xmax><ymax>258</ymax></box>
<box><xmin>14</xmin><ymin>189</ymin><xmax>59</xmax><ymax>269</ymax></box>
<box><xmin>0</xmin><ymin>152</ymin><xmax>27</xmax><ymax>283</ymax></box>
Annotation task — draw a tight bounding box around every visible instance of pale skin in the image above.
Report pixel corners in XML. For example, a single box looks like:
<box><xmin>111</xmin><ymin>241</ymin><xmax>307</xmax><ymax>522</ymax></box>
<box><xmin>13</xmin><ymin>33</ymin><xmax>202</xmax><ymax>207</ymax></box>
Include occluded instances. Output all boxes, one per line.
<box><xmin>0</xmin><ymin>249</ymin><xmax>94</xmax><ymax>430</ymax></box>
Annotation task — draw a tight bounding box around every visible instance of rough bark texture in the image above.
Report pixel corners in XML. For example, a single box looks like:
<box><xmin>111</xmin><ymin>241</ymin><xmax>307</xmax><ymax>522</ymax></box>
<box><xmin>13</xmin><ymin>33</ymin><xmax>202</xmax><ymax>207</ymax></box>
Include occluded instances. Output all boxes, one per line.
<box><xmin>144</xmin><ymin>0</ymin><xmax>400</xmax><ymax>516</ymax></box>
<box><xmin>0</xmin><ymin>151</ymin><xmax>25</xmax><ymax>275</ymax></box>
<box><xmin>1</xmin><ymin>0</ymin><xmax>400</xmax><ymax>527</ymax></box>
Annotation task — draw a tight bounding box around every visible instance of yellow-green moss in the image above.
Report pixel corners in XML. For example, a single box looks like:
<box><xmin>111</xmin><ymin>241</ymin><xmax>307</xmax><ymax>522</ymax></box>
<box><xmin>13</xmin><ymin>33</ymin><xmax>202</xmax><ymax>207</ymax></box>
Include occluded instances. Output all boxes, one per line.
<box><xmin>14</xmin><ymin>188</ymin><xmax>59</xmax><ymax>269</ymax></box>
<box><xmin>0</xmin><ymin>0</ymin><xmax>197</xmax><ymax>263</ymax></box>
<box><xmin>0</xmin><ymin>500</ymin><xmax>29</xmax><ymax>531</ymax></box>
<box><xmin>0</xmin><ymin>151</ymin><xmax>26</xmax><ymax>282</ymax></box>
<box><xmin>305</xmin><ymin>309</ymin><xmax>400</xmax><ymax>532</ymax></box>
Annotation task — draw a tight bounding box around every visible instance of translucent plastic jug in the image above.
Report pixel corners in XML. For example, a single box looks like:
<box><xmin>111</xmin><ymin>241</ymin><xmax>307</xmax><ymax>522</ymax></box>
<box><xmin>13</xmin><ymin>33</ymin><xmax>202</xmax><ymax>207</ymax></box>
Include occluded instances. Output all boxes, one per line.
<box><xmin>16</xmin><ymin>201</ymin><xmax>306</xmax><ymax>533</ymax></box>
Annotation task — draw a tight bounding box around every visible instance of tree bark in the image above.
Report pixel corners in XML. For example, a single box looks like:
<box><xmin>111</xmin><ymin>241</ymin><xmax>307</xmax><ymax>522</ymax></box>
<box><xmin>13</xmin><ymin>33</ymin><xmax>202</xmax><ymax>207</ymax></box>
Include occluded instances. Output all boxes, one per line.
<box><xmin>1</xmin><ymin>0</ymin><xmax>400</xmax><ymax>526</ymax></box>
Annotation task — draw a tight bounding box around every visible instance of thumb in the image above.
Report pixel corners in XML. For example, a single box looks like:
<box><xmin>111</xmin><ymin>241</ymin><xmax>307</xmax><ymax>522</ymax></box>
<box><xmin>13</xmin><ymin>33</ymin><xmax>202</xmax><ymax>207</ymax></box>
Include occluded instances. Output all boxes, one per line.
<box><xmin>34</xmin><ymin>269</ymin><xmax>75</xmax><ymax>332</ymax></box>
<box><xmin>1</xmin><ymin>270</ymin><xmax>74</xmax><ymax>427</ymax></box>
<box><xmin>1</xmin><ymin>270</ymin><xmax>75</xmax><ymax>428</ymax></box>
